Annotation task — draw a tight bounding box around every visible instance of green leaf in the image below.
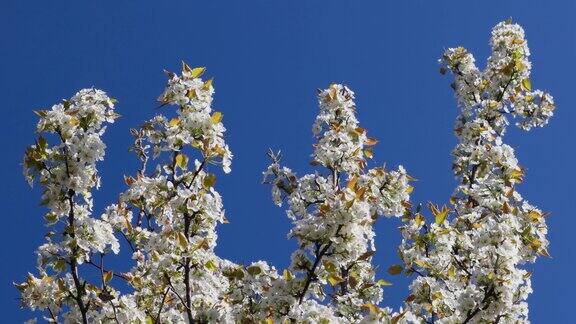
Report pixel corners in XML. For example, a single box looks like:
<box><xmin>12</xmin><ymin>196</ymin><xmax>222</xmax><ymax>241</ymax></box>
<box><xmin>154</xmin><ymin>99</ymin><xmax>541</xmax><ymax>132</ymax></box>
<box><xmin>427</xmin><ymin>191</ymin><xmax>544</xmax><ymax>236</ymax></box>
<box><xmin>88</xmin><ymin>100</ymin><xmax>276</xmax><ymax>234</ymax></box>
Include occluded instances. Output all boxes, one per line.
<box><xmin>44</xmin><ymin>212</ymin><xmax>58</xmax><ymax>224</ymax></box>
<box><xmin>54</xmin><ymin>259</ymin><xmax>66</xmax><ymax>272</ymax></box>
<box><xmin>363</xmin><ymin>148</ymin><xmax>373</xmax><ymax>159</ymax></box>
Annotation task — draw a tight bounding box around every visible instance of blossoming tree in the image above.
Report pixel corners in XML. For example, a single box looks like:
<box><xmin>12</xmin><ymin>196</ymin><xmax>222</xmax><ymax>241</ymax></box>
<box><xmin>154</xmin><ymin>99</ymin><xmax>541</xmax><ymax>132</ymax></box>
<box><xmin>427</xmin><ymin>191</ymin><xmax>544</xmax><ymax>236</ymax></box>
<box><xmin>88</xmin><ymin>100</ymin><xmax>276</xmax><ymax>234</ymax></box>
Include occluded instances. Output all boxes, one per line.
<box><xmin>16</xmin><ymin>21</ymin><xmax>554</xmax><ymax>323</ymax></box>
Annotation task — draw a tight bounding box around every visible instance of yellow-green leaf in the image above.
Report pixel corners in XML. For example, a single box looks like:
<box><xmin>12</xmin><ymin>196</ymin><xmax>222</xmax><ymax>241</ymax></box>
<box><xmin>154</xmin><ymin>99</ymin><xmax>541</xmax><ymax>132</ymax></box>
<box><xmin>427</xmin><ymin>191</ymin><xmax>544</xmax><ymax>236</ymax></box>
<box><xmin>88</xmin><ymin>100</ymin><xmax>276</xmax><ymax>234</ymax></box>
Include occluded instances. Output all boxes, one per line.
<box><xmin>415</xmin><ymin>213</ymin><xmax>425</xmax><ymax>227</ymax></box>
<box><xmin>124</xmin><ymin>216</ymin><xmax>133</xmax><ymax>233</ymax></box>
<box><xmin>103</xmin><ymin>271</ymin><xmax>113</xmax><ymax>283</ymax></box>
<box><xmin>362</xmin><ymin>303</ymin><xmax>381</xmax><ymax>314</ymax></box>
<box><xmin>376</xmin><ymin>278</ymin><xmax>392</xmax><ymax>286</ymax></box>
<box><xmin>515</xmin><ymin>59</ymin><xmax>525</xmax><ymax>71</ymax></box>
<box><xmin>430</xmin><ymin>204</ymin><xmax>449</xmax><ymax>225</ymax></box>
<box><xmin>539</xmin><ymin>247</ymin><xmax>551</xmax><ymax>257</ymax></box>
<box><xmin>54</xmin><ymin>259</ymin><xmax>66</xmax><ymax>271</ymax></box>
<box><xmin>431</xmin><ymin>291</ymin><xmax>443</xmax><ymax>301</ymax></box>
<box><xmin>33</xmin><ymin>110</ymin><xmax>48</xmax><ymax>117</ymax></box>
<box><xmin>69</xmin><ymin>117</ymin><xmax>80</xmax><ymax>126</ymax></box>
<box><xmin>346</xmin><ymin>175</ymin><xmax>358</xmax><ymax>190</ymax></box>
<box><xmin>175</xmin><ymin>153</ymin><xmax>188</xmax><ymax>169</ymax></box>
<box><xmin>14</xmin><ymin>282</ymin><xmax>28</xmax><ymax>292</ymax></box>
<box><xmin>203</xmin><ymin>78</ymin><xmax>213</xmax><ymax>90</ymax></box>
<box><xmin>211</xmin><ymin>112</ymin><xmax>223</xmax><ymax>124</ymax></box>
<box><xmin>522</xmin><ymin>78</ymin><xmax>532</xmax><ymax>91</ymax></box>
<box><xmin>510</xmin><ymin>168</ymin><xmax>524</xmax><ymax>181</ymax></box>
<box><xmin>414</xmin><ymin>259</ymin><xmax>430</xmax><ymax>268</ymax></box>
<box><xmin>529</xmin><ymin>238</ymin><xmax>542</xmax><ymax>250</ymax></box>
<box><xmin>323</xmin><ymin>261</ymin><xmax>337</xmax><ymax>274</ymax></box>
<box><xmin>528</xmin><ymin>210</ymin><xmax>542</xmax><ymax>222</ymax></box>
<box><xmin>203</xmin><ymin>173</ymin><xmax>216</xmax><ymax>188</ymax></box>
<box><xmin>186</xmin><ymin>89</ymin><xmax>197</xmax><ymax>100</ymax></box>
<box><xmin>205</xmin><ymin>260</ymin><xmax>218</xmax><ymax>272</ymax></box>
<box><xmin>191</xmin><ymin>67</ymin><xmax>206</xmax><ymax>78</ymax></box>
<box><xmin>44</xmin><ymin>212</ymin><xmax>58</xmax><ymax>224</ymax></box>
<box><xmin>327</xmin><ymin>274</ymin><xmax>344</xmax><ymax>286</ymax></box>
<box><xmin>177</xmin><ymin>232</ymin><xmax>188</xmax><ymax>249</ymax></box>
<box><xmin>169</xmin><ymin>118</ymin><xmax>181</xmax><ymax>127</ymax></box>
<box><xmin>447</xmin><ymin>266</ymin><xmax>456</xmax><ymax>278</ymax></box>
<box><xmin>283</xmin><ymin>269</ymin><xmax>294</xmax><ymax>281</ymax></box>
<box><xmin>247</xmin><ymin>265</ymin><xmax>262</xmax><ymax>276</ymax></box>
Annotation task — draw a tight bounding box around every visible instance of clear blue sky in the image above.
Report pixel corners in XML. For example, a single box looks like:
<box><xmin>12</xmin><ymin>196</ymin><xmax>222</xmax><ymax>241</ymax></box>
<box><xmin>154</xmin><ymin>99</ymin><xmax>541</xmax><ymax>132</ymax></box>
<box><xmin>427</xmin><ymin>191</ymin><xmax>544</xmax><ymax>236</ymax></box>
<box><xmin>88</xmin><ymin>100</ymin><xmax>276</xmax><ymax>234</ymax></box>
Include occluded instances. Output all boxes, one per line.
<box><xmin>1</xmin><ymin>1</ymin><xmax>573</xmax><ymax>322</ymax></box>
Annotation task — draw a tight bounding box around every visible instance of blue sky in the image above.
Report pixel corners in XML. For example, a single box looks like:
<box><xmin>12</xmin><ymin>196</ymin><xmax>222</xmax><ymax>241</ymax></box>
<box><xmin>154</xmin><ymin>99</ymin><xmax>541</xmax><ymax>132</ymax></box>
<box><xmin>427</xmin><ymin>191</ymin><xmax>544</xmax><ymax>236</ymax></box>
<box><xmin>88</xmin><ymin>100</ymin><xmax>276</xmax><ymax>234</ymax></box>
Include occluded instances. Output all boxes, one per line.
<box><xmin>1</xmin><ymin>1</ymin><xmax>573</xmax><ymax>322</ymax></box>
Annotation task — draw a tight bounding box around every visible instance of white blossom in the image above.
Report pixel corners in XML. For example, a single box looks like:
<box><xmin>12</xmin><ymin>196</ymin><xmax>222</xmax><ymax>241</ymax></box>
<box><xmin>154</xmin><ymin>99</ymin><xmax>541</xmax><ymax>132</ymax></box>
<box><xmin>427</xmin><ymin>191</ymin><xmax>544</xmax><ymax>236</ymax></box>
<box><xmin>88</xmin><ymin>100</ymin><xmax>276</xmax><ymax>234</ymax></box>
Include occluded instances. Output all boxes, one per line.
<box><xmin>16</xmin><ymin>21</ymin><xmax>555</xmax><ymax>323</ymax></box>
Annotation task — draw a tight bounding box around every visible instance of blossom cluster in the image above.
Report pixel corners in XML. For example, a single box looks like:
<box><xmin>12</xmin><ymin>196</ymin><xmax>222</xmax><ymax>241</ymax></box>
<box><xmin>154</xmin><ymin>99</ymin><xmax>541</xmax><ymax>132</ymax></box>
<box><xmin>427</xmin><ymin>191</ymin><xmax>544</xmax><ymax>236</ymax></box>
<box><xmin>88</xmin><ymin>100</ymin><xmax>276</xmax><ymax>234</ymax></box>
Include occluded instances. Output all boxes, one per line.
<box><xmin>103</xmin><ymin>63</ymin><xmax>238</xmax><ymax>323</ymax></box>
<box><xmin>18</xmin><ymin>89</ymin><xmax>120</xmax><ymax>322</ymax></box>
<box><xmin>397</xmin><ymin>20</ymin><xmax>555</xmax><ymax>323</ymax></box>
<box><xmin>261</xmin><ymin>83</ymin><xmax>412</xmax><ymax>322</ymax></box>
<box><xmin>16</xmin><ymin>21</ymin><xmax>555</xmax><ymax>324</ymax></box>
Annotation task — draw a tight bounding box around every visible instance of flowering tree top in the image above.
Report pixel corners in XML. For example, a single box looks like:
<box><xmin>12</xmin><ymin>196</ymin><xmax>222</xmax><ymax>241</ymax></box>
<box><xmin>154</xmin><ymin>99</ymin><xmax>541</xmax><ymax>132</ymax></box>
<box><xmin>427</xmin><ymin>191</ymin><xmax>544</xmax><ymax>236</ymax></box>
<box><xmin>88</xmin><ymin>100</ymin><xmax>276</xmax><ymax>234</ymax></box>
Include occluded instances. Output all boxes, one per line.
<box><xmin>16</xmin><ymin>20</ymin><xmax>554</xmax><ymax>323</ymax></box>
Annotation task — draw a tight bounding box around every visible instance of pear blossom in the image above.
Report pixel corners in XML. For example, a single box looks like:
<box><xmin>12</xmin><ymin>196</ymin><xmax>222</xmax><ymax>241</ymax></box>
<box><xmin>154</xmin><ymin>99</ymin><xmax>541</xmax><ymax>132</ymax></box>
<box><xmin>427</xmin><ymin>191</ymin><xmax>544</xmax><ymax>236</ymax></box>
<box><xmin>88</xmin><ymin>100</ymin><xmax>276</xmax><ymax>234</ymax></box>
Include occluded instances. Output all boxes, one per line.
<box><xmin>262</xmin><ymin>83</ymin><xmax>412</xmax><ymax>322</ymax></box>
<box><xmin>18</xmin><ymin>88</ymin><xmax>120</xmax><ymax>323</ymax></box>
<box><xmin>16</xmin><ymin>21</ymin><xmax>555</xmax><ymax>324</ymax></box>
<box><xmin>398</xmin><ymin>20</ymin><xmax>555</xmax><ymax>323</ymax></box>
